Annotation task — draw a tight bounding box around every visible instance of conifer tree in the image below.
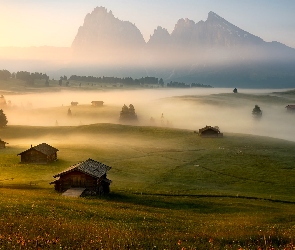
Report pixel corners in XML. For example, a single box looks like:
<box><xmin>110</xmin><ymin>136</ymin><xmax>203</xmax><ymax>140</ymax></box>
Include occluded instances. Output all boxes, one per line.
<box><xmin>67</xmin><ymin>108</ymin><xmax>72</xmax><ymax>116</ymax></box>
<box><xmin>0</xmin><ymin>109</ymin><xmax>8</xmax><ymax>127</ymax></box>
<box><xmin>252</xmin><ymin>105</ymin><xmax>262</xmax><ymax>118</ymax></box>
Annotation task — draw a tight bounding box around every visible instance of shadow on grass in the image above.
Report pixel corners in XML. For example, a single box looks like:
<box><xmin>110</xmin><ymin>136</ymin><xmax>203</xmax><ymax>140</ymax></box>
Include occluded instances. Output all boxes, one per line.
<box><xmin>89</xmin><ymin>192</ymin><xmax>295</xmax><ymax>214</ymax></box>
<box><xmin>90</xmin><ymin>192</ymin><xmax>251</xmax><ymax>214</ymax></box>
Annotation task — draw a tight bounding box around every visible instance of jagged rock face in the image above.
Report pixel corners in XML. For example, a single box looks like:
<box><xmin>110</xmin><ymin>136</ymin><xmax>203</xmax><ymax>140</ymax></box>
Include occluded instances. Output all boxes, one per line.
<box><xmin>72</xmin><ymin>7</ymin><xmax>145</xmax><ymax>61</ymax></box>
<box><xmin>71</xmin><ymin>7</ymin><xmax>295</xmax><ymax>81</ymax></box>
<box><xmin>147</xmin><ymin>26</ymin><xmax>171</xmax><ymax>46</ymax></box>
<box><xmin>143</xmin><ymin>11</ymin><xmax>273</xmax><ymax>65</ymax></box>
<box><xmin>171</xmin><ymin>18</ymin><xmax>197</xmax><ymax>46</ymax></box>
<box><xmin>170</xmin><ymin>11</ymin><xmax>264</xmax><ymax>48</ymax></box>
<box><xmin>203</xmin><ymin>11</ymin><xmax>264</xmax><ymax>46</ymax></box>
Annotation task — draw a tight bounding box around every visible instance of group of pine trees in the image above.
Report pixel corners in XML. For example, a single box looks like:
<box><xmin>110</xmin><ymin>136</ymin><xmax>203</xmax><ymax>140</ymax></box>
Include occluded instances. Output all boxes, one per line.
<box><xmin>0</xmin><ymin>69</ymin><xmax>49</xmax><ymax>85</ymax></box>
<box><xmin>119</xmin><ymin>104</ymin><xmax>137</xmax><ymax>121</ymax></box>
<box><xmin>0</xmin><ymin>70</ymin><xmax>11</xmax><ymax>80</ymax></box>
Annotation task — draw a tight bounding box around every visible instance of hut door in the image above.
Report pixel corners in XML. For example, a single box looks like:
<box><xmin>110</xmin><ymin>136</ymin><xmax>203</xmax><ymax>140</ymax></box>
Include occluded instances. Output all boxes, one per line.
<box><xmin>72</xmin><ymin>176</ymin><xmax>86</xmax><ymax>187</ymax></box>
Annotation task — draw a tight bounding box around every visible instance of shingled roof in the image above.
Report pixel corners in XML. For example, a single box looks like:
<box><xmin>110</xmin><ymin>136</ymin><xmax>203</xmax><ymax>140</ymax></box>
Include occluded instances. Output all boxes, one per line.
<box><xmin>199</xmin><ymin>125</ymin><xmax>220</xmax><ymax>133</ymax></box>
<box><xmin>0</xmin><ymin>139</ymin><xmax>8</xmax><ymax>144</ymax></box>
<box><xmin>17</xmin><ymin>143</ymin><xmax>59</xmax><ymax>156</ymax></box>
<box><xmin>53</xmin><ymin>158</ymin><xmax>111</xmax><ymax>179</ymax></box>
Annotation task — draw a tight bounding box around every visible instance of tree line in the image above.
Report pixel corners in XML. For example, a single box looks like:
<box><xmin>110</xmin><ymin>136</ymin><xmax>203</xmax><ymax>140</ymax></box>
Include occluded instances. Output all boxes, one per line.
<box><xmin>69</xmin><ymin>75</ymin><xmax>161</xmax><ymax>85</ymax></box>
<box><xmin>1</xmin><ymin>69</ymin><xmax>212</xmax><ymax>88</ymax></box>
<box><xmin>15</xmin><ymin>71</ymin><xmax>49</xmax><ymax>85</ymax></box>
<box><xmin>0</xmin><ymin>69</ymin><xmax>49</xmax><ymax>85</ymax></box>
<box><xmin>167</xmin><ymin>81</ymin><xmax>212</xmax><ymax>88</ymax></box>
<box><xmin>0</xmin><ymin>70</ymin><xmax>11</xmax><ymax>80</ymax></box>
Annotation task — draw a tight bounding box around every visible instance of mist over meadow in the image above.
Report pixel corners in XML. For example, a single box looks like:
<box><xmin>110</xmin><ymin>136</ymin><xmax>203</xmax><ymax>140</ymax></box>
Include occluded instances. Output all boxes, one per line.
<box><xmin>3</xmin><ymin>88</ymin><xmax>295</xmax><ymax>142</ymax></box>
<box><xmin>1</xmin><ymin>5</ymin><xmax>295</xmax><ymax>142</ymax></box>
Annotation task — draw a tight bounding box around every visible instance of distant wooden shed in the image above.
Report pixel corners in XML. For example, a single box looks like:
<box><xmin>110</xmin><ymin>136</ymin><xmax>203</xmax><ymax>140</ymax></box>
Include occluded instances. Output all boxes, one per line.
<box><xmin>286</xmin><ymin>105</ymin><xmax>295</xmax><ymax>113</ymax></box>
<box><xmin>51</xmin><ymin>158</ymin><xmax>111</xmax><ymax>195</ymax></box>
<box><xmin>0</xmin><ymin>95</ymin><xmax>6</xmax><ymax>107</ymax></box>
<box><xmin>17</xmin><ymin>143</ymin><xmax>59</xmax><ymax>164</ymax></box>
<box><xmin>199</xmin><ymin>125</ymin><xmax>223</xmax><ymax>138</ymax></box>
<box><xmin>71</xmin><ymin>101</ymin><xmax>78</xmax><ymax>106</ymax></box>
<box><xmin>0</xmin><ymin>139</ymin><xmax>8</xmax><ymax>149</ymax></box>
<box><xmin>91</xmin><ymin>101</ymin><xmax>104</xmax><ymax>107</ymax></box>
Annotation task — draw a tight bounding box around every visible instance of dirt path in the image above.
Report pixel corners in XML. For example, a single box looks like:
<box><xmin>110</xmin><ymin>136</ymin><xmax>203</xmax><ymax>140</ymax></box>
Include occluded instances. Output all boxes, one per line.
<box><xmin>62</xmin><ymin>188</ymin><xmax>86</xmax><ymax>197</ymax></box>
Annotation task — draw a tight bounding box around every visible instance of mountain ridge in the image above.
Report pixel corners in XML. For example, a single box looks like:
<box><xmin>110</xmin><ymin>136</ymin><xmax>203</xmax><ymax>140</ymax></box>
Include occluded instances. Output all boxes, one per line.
<box><xmin>1</xmin><ymin>7</ymin><xmax>295</xmax><ymax>88</ymax></box>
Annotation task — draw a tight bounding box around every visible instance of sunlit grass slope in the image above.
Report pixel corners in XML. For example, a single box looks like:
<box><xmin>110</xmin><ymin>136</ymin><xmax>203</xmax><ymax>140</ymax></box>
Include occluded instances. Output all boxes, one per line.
<box><xmin>1</xmin><ymin>123</ymin><xmax>295</xmax><ymax>200</ymax></box>
<box><xmin>1</xmin><ymin>123</ymin><xmax>295</xmax><ymax>249</ymax></box>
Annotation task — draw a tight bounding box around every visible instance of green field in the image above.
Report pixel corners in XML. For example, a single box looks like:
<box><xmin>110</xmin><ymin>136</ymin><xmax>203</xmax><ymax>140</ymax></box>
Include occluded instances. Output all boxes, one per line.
<box><xmin>1</xmin><ymin>123</ymin><xmax>295</xmax><ymax>249</ymax></box>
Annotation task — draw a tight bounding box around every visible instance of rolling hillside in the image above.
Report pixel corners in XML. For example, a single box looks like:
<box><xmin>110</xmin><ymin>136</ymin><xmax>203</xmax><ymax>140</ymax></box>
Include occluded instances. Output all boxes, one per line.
<box><xmin>1</xmin><ymin>123</ymin><xmax>295</xmax><ymax>201</ymax></box>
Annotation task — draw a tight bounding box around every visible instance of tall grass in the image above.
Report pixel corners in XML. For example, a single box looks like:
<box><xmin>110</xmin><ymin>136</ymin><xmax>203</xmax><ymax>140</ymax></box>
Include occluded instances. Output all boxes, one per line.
<box><xmin>0</xmin><ymin>188</ymin><xmax>295</xmax><ymax>249</ymax></box>
<box><xmin>1</xmin><ymin>124</ymin><xmax>295</xmax><ymax>248</ymax></box>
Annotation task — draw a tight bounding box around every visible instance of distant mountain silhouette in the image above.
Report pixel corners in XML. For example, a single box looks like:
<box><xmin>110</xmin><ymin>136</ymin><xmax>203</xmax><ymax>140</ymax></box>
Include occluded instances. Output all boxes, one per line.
<box><xmin>72</xmin><ymin>7</ymin><xmax>145</xmax><ymax>63</ymax></box>
<box><xmin>69</xmin><ymin>8</ymin><xmax>295</xmax><ymax>88</ymax></box>
<box><xmin>1</xmin><ymin>7</ymin><xmax>295</xmax><ymax>88</ymax></box>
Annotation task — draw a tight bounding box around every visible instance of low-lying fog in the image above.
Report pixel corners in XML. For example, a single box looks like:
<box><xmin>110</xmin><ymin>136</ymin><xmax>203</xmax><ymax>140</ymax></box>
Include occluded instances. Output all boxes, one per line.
<box><xmin>2</xmin><ymin>88</ymin><xmax>295</xmax><ymax>142</ymax></box>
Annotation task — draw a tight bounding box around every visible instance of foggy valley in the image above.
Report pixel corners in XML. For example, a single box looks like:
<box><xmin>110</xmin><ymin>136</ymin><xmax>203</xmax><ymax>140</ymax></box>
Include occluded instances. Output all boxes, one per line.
<box><xmin>2</xmin><ymin>87</ymin><xmax>295</xmax><ymax>142</ymax></box>
<box><xmin>1</xmin><ymin>2</ymin><xmax>295</xmax><ymax>249</ymax></box>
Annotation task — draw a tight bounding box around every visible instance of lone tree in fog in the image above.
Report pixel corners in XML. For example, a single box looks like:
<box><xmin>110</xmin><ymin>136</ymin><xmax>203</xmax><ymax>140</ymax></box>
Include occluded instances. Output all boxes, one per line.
<box><xmin>159</xmin><ymin>78</ymin><xmax>164</xmax><ymax>87</ymax></box>
<box><xmin>120</xmin><ymin>104</ymin><xmax>137</xmax><ymax>121</ymax></box>
<box><xmin>0</xmin><ymin>109</ymin><xmax>8</xmax><ymax>127</ymax></box>
<box><xmin>67</xmin><ymin>108</ymin><xmax>72</xmax><ymax>116</ymax></box>
<box><xmin>45</xmin><ymin>78</ymin><xmax>49</xmax><ymax>86</ymax></box>
<box><xmin>252</xmin><ymin>105</ymin><xmax>262</xmax><ymax>118</ymax></box>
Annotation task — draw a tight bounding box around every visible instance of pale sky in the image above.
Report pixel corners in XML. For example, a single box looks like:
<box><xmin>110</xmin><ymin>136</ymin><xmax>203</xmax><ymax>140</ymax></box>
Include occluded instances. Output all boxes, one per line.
<box><xmin>1</xmin><ymin>0</ymin><xmax>295</xmax><ymax>48</ymax></box>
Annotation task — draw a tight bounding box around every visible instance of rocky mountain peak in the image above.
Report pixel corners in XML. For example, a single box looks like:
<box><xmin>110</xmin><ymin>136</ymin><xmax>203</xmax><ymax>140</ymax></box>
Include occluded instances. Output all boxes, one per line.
<box><xmin>207</xmin><ymin>11</ymin><xmax>223</xmax><ymax>22</ymax></box>
<box><xmin>174</xmin><ymin>18</ymin><xmax>195</xmax><ymax>30</ymax></box>
<box><xmin>71</xmin><ymin>6</ymin><xmax>145</xmax><ymax>59</ymax></box>
<box><xmin>148</xmin><ymin>26</ymin><xmax>171</xmax><ymax>45</ymax></box>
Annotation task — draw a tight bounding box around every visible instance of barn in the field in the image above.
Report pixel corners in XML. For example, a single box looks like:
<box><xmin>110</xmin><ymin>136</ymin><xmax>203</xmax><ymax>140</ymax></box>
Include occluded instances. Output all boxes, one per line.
<box><xmin>0</xmin><ymin>139</ymin><xmax>8</xmax><ymax>149</ymax></box>
<box><xmin>51</xmin><ymin>158</ymin><xmax>111</xmax><ymax>195</ymax></box>
<box><xmin>199</xmin><ymin>126</ymin><xmax>223</xmax><ymax>138</ymax></box>
<box><xmin>17</xmin><ymin>143</ymin><xmax>59</xmax><ymax>164</ymax></box>
<box><xmin>91</xmin><ymin>101</ymin><xmax>104</xmax><ymax>107</ymax></box>
<box><xmin>286</xmin><ymin>105</ymin><xmax>295</xmax><ymax>113</ymax></box>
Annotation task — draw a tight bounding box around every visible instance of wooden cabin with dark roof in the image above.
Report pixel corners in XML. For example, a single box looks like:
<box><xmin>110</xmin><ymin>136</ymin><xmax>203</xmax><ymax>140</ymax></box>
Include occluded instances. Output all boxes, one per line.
<box><xmin>0</xmin><ymin>95</ymin><xmax>6</xmax><ymax>107</ymax></box>
<box><xmin>0</xmin><ymin>139</ymin><xmax>8</xmax><ymax>149</ymax></box>
<box><xmin>91</xmin><ymin>101</ymin><xmax>104</xmax><ymax>107</ymax></box>
<box><xmin>71</xmin><ymin>101</ymin><xmax>78</xmax><ymax>106</ymax></box>
<box><xmin>286</xmin><ymin>105</ymin><xmax>295</xmax><ymax>113</ymax></box>
<box><xmin>51</xmin><ymin>158</ymin><xmax>111</xmax><ymax>195</ymax></box>
<box><xmin>199</xmin><ymin>125</ymin><xmax>223</xmax><ymax>138</ymax></box>
<box><xmin>17</xmin><ymin>143</ymin><xmax>59</xmax><ymax>164</ymax></box>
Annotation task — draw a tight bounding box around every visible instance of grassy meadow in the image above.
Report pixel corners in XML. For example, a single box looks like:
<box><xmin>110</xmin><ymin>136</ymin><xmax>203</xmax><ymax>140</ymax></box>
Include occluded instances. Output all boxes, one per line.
<box><xmin>1</xmin><ymin>85</ymin><xmax>295</xmax><ymax>249</ymax></box>
<box><xmin>1</xmin><ymin>122</ymin><xmax>295</xmax><ymax>249</ymax></box>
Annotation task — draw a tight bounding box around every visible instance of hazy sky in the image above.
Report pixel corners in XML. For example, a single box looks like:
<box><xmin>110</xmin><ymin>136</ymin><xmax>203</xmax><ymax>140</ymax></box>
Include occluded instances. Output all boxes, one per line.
<box><xmin>1</xmin><ymin>0</ymin><xmax>295</xmax><ymax>48</ymax></box>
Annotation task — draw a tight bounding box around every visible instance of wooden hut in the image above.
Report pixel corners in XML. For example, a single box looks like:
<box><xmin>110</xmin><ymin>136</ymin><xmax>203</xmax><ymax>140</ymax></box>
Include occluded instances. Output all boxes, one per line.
<box><xmin>0</xmin><ymin>139</ymin><xmax>8</xmax><ymax>149</ymax></box>
<box><xmin>286</xmin><ymin>105</ymin><xmax>295</xmax><ymax>113</ymax></box>
<box><xmin>0</xmin><ymin>95</ymin><xmax>6</xmax><ymax>107</ymax></box>
<box><xmin>199</xmin><ymin>125</ymin><xmax>223</xmax><ymax>138</ymax></box>
<box><xmin>71</xmin><ymin>101</ymin><xmax>78</xmax><ymax>106</ymax></box>
<box><xmin>91</xmin><ymin>101</ymin><xmax>104</xmax><ymax>107</ymax></box>
<box><xmin>17</xmin><ymin>143</ymin><xmax>59</xmax><ymax>164</ymax></box>
<box><xmin>51</xmin><ymin>158</ymin><xmax>111</xmax><ymax>195</ymax></box>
